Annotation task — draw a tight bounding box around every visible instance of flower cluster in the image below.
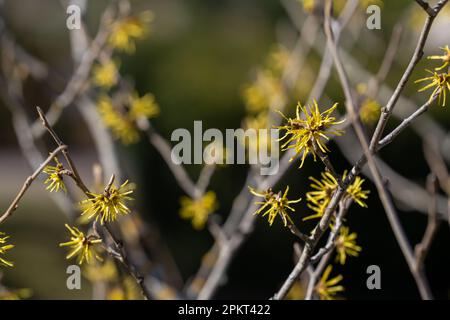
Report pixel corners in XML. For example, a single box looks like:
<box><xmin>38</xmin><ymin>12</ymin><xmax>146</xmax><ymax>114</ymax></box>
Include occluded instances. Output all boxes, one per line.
<box><xmin>81</xmin><ymin>179</ymin><xmax>134</xmax><ymax>224</ymax></box>
<box><xmin>0</xmin><ymin>232</ymin><xmax>14</xmax><ymax>268</ymax></box>
<box><xmin>180</xmin><ymin>191</ymin><xmax>218</xmax><ymax>230</ymax></box>
<box><xmin>97</xmin><ymin>93</ymin><xmax>160</xmax><ymax>144</ymax></box>
<box><xmin>304</xmin><ymin>171</ymin><xmax>369</xmax><ymax>221</ymax></box>
<box><xmin>92</xmin><ymin>10</ymin><xmax>160</xmax><ymax>145</ymax></box>
<box><xmin>59</xmin><ymin>224</ymin><xmax>102</xmax><ymax>265</ymax></box>
<box><xmin>249</xmin><ymin>186</ymin><xmax>301</xmax><ymax>227</ymax></box>
<box><xmin>278</xmin><ymin>101</ymin><xmax>345</xmax><ymax>168</ymax></box>
<box><xmin>43</xmin><ymin>157</ymin><xmax>67</xmax><ymax>193</ymax></box>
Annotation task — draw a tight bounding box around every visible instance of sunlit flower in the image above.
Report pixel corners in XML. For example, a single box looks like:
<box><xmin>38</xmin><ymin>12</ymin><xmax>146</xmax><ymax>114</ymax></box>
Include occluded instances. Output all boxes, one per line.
<box><xmin>345</xmin><ymin>175</ymin><xmax>369</xmax><ymax>208</ymax></box>
<box><xmin>415</xmin><ymin>70</ymin><xmax>450</xmax><ymax>106</ymax></box>
<box><xmin>43</xmin><ymin>158</ymin><xmax>67</xmax><ymax>193</ymax></box>
<box><xmin>81</xmin><ymin>179</ymin><xmax>134</xmax><ymax>224</ymax></box>
<box><xmin>315</xmin><ymin>265</ymin><xmax>344</xmax><ymax>300</ymax></box>
<box><xmin>108</xmin><ymin>12</ymin><xmax>153</xmax><ymax>54</ymax></box>
<box><xmin>97</xmin><ymin>95</ymin><xmax>140</xmax><ymax>144</ymax></box>
<box><xmin>359</xmin><ymin>98</ymin><xmax>381</xmax><ymax>125</ymax></box>
<box><xmin>92</xmin><ymin>60</ymin><xmax>119</xmax><ymax>89</ymax></box>
<box><xmin>427</xmin><ymin>45</ymin><xmax>450</xmax><ymax>71</ymax></box>
<box><xmin>335</xmin><ymin>226</ymin><xmax>362</xmax><ymax>265</ymax></box>
<box><xmin>59</xmin><ymin>224</ymin><xmax>102</xmax><ymax>265</ymax></box>
<box><xmin>304</xmin><ymin>171</ymin><xmax>369</xmax><ymax>221</ymax></box>
<box><xmin>129</xmin><ymin>92</ymin><xmax>160</xmax><ymax>120</ymax></box>
<box><xmin>249</xmin><ymin>186</ymin><xmax>301</xmax><ymax>226</ymax></box>
<box><xmin>180</xmin><ymin>191</ymin><xmax>218</xmax><ymax>230</ymax></box>
<box><xmin>0</xmin><ymin>232</ymin><xmax>14</xmax><ymax>267</ymax></box>
<box><xmin>278</xmin><ymin>101</ymin><xmax>345</xmax><ymax>168</ymax></box>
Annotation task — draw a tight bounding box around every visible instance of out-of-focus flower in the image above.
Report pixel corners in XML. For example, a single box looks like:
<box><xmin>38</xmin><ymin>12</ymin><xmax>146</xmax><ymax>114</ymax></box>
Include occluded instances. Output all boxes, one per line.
<box><xmin>335</xmin><ymin>226</ymin><xmax>362</xmax><ymax>265</ymax></box>
<box><xmin>129</xmin><ymin>93</ymin><xmax>160</xmax><ymax>120</ymax></box>
<box><xmin>108</xmin><ymin>11</ymin><xmax>153</xmax><ymax>54</ymax></box>
<box><xmin>249</xmin><ymin>186</ymin><xmax>301</xmax><ymax>227</ymax></box>
<box><xmin>92</xmin><ymin>60</ymin><xmax>119</xmax><ymax>89</ymax></box>
<box><xmin>59</xmin><ymin>224</ymin><xmax>102</xmax><ymax>265</ymax></box>
<box><xmin>107</xmin><ymin>277</ymin><xmax>141</xmax><ymax>300</ymax></box>
<box><xmin>427</xmin><ymin>45</ymin><xmax>450</xmax><ymax>71</ymax></box>
<box><xmin>359</xmin><ymin>98</ymin><xmax>381</xmax><ymax>125</ymax></box>
<box><xmin>0</xmin><ymin>287</ymin><xmax>32</xmax><ymax>300</ymax></box>
<box><xmin>83</xmin><ymin>259</ymin><xmax>118</xmax><ymax>282</ymax></box>
<box><xmin>278</xmin><ymin>101</ymin><xmax>345</xmax><ymax>168</ymax></box>
<box><xmin>286</xmin><ymin>282</ymin><xmax>305</xmax><ymax>300</ymax></box>
<box><xmin>81</xmin><ymin>179</ymin><xmax>134</xmax><ymax>224</ymax></box>
<box><xmin>180</xmin><ymin>191</ymin><xmax>218</xmax><ymax>230</ymax></box>
<box><xmin>415</xmin><ymin>70</ymin><xmax>450</xmax><ymax>106</ymax></box>
<box><xmin>97</xmin><ymin>95</ymin><xmax>140</xmax><ymax>144</ymax></box>
<box><xmin>315</xmin><ymin>265</ymin><xmax>344</xmax><ymax>300</ymax></box>
<box><xmin>0</xmin><ymin>232</ymin><xmax>14</xmax><ymax>267</ymax></box>
<box><xmin>299</xmin><ymin>0</ymin><xmax>316</xmax><ymax>14</ymax></box>
<box><xmin>43</xmin><ymin>158</ymin><xmax>67</xmax><ymax>193</ymax></box>
<box><xmin>242</xmin><ymin>71</ymin><xmax>284</xmax><ymax>113</ymax></box>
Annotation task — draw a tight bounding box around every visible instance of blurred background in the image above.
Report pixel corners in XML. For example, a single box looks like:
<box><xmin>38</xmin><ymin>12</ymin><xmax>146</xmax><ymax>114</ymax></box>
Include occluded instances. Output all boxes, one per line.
<box><xmin>0</xmin><ymin>0</ymin><xmax>449</xmax><ymax>299</ymax></box>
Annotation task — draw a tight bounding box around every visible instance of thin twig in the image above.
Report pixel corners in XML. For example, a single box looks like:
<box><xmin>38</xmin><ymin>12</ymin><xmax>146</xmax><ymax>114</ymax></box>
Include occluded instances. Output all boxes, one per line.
<box><xmin>0</xmin><ymin>145</ymin><xmax>67</xmax><ymax>224</ymax></box>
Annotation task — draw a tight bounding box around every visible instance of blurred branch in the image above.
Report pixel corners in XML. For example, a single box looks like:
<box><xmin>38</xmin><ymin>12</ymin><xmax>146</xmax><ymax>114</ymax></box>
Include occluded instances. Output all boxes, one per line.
<box><xmin>414</xmin><ymin>174</ymin><xmax>440</xmax><ymax>268</ymax></box>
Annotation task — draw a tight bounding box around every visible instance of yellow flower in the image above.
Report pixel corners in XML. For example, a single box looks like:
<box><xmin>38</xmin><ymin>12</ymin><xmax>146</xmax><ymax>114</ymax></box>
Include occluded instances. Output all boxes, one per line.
<box><xmin>266</xmin><ymin>45</ymin><xmax>289</xmax><ymax>75</ymax></box>
<box><xmin>299</xmin><ymin>0</ymin><xmax>315</xmax><ymax>13</ymax></box>
<box><xmin>180</xmin><ymin>191</ymin><xmax>218</xmax><ymax>230</ymax></box>
<box><xmin>43</xmin><ymin>158</ymin><xmax>66</xmax><ymax>193</ymax></box>
<box><xmin>315</xmin><ymin>265</ymin><xmax>344</xmax><ymax>300</ymax></box>
<box><xmin>335</xmin><ymin>226</ymin><xmax>362</xmax><ymax>265</ymax></box>
<box><xmin>242</xmin><ymin>71</ymin><xmax>284</xmax><ymax>113</ymax></box>
<box><xmin>59</xmin><ymin>224</ymin><xmax>102</xmax><ymax>265</ymax></box>
<box><xmin>81</xmin><ymin>179</ymin><xmax>134</xmax><ymax>224</ymax></box>
<box><xmin>242</xmin><ymin>112</ymin><xmax>274</xmax><ymax>154</ymax></box>
<box><xmin>415</xmin><ymin>70</ymin><xmax>450</xmax><ymax>106</ymax></box>
<box><xmin>304</xmin><ymin>172</ymin><xmax>337</xmax><ymax>221</ymax></box>
<box><xmin>286</xmin><ymin>282</ymin><xmax>305</xmax><ymax>300</ymax></box>
<box><xmin>427</xmin><ymin>45</ymin><xmax>450</xmax><ymax>71</ymax></box>
<box><xmin>0</xmin><ymin>287</ymin><xmax>32</xmax><ymax>300</ymax></box>
<box><xmin>108</xmin><ymin>11</ymin><xmax>153</xmax><ymax>54</ymax></box>
<box><xmin>359</xmin><ymin>98</ymin><xmax>381</xmax><ymax>125</ymax></box>
<box><xmin>278</xmin><ymin>101</ymin><xmax>345</xmax><ymax>168</ymax></box>
<box><xmin>83</xmin><ymin>259</ymin><xmax>118</xmax><ymax>282</ymax></box>
<box><xmin>0</xmin><ymin>232</ymin><xmax>14</xmax><ymax>268</ymax></box>
<box><xmin>249</xmin><ymin>186</ymin><xmax>301</xmax><ymax>227</ymax></box>
<box><xmin>129</xmin><ymin>93</ymin><xmax>160</xmax><ymax>120</ymax></box>
<box><xmin>92</xmin><ymin>60</ymin><xmax>119</xmax><ymax>89</ymax></box>
<box><xmin>107</xmin><ymin>277</ymin><xmax>141</xmax><ymax>300</ymax></box>
<box><xmin>303</xmin><ymin>172</ymin><xmax>369</xmax><ymax>221</ymax></box>
<box><xmin>97</xmin><ymin>95</ymin><xmax>140</xmax><ymax>144</ymax></box>
<box><xmin>345</xmin><ymin>175</ymin><xmax>369</xmax><ymax>208</ymax></box>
